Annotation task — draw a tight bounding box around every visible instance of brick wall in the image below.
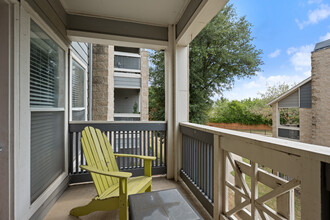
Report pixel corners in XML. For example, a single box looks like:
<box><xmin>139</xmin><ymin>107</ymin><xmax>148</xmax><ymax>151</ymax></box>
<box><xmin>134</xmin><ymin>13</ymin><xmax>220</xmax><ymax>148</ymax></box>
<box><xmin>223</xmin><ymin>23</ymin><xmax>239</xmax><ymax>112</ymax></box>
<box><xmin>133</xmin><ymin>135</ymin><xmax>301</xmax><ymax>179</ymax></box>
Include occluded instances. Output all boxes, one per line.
<box><xmin>92</xmin><ymin>45</ymin><xmax>114</xmax><ymax>120</ymax></box>
<box><xmin>140</xmin><ymin>50</ymin><xmax>149</xmax><ymax>121</ymax></box>
<box><xmin>311</xmin><ymin>47</ymin><xmax>330</xmax><ymax>147</ymax></box>
<box><xmin>299</xmin><ymin>108</ymin><xmax>312</xmax><ymax>144</ymax></box>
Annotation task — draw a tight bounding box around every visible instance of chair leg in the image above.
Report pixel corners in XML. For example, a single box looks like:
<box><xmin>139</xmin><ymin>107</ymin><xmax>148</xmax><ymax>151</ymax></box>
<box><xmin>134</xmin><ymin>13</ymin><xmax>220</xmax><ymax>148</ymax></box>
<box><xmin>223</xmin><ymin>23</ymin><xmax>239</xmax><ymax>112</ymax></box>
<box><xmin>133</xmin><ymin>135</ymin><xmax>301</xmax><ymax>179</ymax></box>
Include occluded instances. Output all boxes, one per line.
<box><xmin>70</xmin><ymin>198</ymin><xmax>118</xmax><ymax>217</ymax></box>
<box><xmin>119</xmin><ymin>203</ymin><xmax>129</xmax><ymax>220</ymax></box>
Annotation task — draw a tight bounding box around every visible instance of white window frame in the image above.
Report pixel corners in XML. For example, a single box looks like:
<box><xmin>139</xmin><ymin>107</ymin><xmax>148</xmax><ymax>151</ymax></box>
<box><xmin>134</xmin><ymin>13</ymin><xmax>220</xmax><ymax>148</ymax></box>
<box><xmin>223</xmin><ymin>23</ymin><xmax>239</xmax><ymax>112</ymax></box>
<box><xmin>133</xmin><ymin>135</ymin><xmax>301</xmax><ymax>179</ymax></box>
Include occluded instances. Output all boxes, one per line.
<box><xmin>69</xmin><ymin>51</ymin><xmax>88</xmax><ymax>121</ymax></box>
<box><xmin>114</xmin><ymin>51</ymin><xmax>141</xmax><ymax>73</ymax></box>
<box><xmin>16</xmin><ymin>2</ymin><xmax>69</xmax><ymax>219</ymax></box>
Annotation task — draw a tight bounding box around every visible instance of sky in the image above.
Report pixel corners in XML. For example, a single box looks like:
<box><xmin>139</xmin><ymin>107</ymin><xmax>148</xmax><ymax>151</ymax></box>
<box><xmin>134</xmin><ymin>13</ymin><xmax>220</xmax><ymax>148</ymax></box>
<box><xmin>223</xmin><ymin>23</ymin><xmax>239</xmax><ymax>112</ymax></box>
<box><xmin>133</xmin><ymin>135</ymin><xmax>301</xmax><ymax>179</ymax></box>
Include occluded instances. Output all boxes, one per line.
<box><xmin>216</xmin><ymin>0</ymin><xmax>330</xmax><ymax>100</ymax></box>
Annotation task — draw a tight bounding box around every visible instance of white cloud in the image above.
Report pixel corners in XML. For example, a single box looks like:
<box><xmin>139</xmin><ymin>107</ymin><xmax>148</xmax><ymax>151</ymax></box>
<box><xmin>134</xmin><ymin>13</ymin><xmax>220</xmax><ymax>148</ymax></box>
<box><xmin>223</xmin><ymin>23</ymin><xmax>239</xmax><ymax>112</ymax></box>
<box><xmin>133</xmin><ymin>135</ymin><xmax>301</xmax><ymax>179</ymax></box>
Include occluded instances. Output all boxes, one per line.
<box><xmin>268</xmin><ymin>49</ymin><xmax>281</xmax><ymax>58</ymax></box>
<box><xmin>296</xmin><ymin>4</ymin><xmax>330</xmax><ymax>29</ymax></box>
<box><xmin>308</xmin><ymin>0</ymin><xmax>323</xmax><ymax>4</ymax></box>
<box><xmin>219</xmin><ymin>73</ymin><xmax>307</xmax><ymax>101</ymax></box>
<box><xmin>320</xmin><ymin>32</ymin><xmax>330</xmax><ymax>41</ymax></box>
<box><xmin>286</xmin><ymin>44</ymin><xmax>314</xmax><ymax>71</ymax></box>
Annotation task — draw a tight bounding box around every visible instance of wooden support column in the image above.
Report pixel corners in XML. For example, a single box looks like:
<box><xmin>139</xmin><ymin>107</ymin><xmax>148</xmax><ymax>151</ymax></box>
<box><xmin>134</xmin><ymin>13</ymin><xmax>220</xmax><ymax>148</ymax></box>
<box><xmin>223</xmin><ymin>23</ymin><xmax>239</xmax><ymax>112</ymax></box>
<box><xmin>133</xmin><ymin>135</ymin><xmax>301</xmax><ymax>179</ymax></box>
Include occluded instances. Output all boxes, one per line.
<box><xmin>165</xmin><ymin>25</ymin><xmax>189</xmax><ymax>180</ymax></box>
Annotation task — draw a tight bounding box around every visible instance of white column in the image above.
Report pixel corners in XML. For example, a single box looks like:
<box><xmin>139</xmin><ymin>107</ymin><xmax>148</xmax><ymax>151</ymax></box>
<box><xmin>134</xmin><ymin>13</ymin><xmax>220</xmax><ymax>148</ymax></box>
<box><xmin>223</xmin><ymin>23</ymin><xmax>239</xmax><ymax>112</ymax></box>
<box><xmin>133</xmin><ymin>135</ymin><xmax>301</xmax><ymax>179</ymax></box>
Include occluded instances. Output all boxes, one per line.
<box><xmin>165</xmin><ymin>25</ymin><xmax>189</xmax><ymax>180</ymax></box>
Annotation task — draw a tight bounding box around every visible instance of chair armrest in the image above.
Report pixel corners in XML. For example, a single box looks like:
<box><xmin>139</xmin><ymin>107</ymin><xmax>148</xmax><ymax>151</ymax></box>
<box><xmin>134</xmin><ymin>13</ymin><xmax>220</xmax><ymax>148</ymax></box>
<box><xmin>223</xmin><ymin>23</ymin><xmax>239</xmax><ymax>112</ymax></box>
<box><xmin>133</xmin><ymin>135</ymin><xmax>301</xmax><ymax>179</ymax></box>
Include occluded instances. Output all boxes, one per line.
<box><xmin>114</xmin><ymin>153</ymin><xmax>156</xmax><ymax>161</ymax></box>
<box><xmin>80</xmin><ymin>165</ymin><xmax>132</xmax><ymax>178</ymax></box>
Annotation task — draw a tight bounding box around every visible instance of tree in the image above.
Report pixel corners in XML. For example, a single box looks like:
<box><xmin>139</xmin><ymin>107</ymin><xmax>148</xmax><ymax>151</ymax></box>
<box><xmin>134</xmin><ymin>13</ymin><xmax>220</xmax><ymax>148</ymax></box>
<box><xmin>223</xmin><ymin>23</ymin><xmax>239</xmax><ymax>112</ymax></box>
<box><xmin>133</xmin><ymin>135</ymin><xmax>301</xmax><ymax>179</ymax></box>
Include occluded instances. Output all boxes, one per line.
<box><xmin>258</xmin><ymin>82</ymin><xmax>291</xmax><ymax>103</ymax></box>
<box><xmin>149</xmin><ymin>51</ymin><xmax>165</xmax><ymax>121</ymax></box>
<box><xmin>209</xmin><ymin>98</ymin><xmax>272</xmax><ymax>125</ymax></box>
<box><xmin>149</xmin><ymin>4</ymin><xmax>263</xmax><ymax>123</ymax></box>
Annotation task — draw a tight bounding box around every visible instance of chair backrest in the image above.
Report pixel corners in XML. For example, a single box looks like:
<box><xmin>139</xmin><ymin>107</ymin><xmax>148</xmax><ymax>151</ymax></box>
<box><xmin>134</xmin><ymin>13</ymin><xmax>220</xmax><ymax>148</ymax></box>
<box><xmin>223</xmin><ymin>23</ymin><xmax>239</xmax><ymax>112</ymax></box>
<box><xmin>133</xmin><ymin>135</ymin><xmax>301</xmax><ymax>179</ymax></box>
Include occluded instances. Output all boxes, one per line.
<box><xmin>81</xmin><ymin>126</ymin><xmax>119</xmax><ymax>196</ymax></box>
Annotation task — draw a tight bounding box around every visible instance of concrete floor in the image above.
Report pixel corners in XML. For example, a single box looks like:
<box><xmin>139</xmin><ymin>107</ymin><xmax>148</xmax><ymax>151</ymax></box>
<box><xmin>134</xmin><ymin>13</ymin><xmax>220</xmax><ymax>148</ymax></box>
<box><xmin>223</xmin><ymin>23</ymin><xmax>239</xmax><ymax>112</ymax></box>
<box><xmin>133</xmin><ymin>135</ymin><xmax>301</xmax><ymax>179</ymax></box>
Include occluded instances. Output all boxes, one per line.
<box><xmin>44</xmin><ymin>176</ymin><xmax>212</xmax><ymax>220</ymax></box>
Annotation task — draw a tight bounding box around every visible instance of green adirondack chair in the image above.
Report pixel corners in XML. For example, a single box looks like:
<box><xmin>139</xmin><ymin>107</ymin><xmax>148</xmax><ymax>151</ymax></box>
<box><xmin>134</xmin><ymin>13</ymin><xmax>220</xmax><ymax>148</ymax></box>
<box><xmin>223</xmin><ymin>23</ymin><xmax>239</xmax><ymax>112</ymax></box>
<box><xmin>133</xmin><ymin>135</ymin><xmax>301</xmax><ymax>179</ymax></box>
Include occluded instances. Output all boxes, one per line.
<box><xmin>70</xmin><ymin>126</ymin><xmax>156</xmax><ymax>220</ymax></box>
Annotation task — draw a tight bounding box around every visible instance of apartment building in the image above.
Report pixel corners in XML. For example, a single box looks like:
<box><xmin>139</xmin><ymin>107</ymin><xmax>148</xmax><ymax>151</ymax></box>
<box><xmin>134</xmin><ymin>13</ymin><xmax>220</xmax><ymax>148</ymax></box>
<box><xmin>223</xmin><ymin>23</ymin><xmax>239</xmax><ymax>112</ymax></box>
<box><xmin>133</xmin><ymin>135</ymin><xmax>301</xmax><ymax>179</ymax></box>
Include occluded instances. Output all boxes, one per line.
<box><xmin>70</xmin><ymin>44</ymin><xmax>149</xmax><ymax>122</ymax></box>
<box><xmin>91</xmin><ymin>45</ymin><xmax>149</xmax><ymax>122</ymax></box>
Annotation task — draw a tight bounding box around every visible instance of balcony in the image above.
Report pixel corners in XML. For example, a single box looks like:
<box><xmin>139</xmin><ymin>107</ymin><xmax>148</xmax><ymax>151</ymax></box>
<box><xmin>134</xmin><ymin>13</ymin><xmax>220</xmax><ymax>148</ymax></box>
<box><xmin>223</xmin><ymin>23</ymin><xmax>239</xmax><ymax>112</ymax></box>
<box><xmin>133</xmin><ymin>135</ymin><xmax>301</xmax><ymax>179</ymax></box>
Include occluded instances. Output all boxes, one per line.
<box><xmin>2</xmin><ymin>0</ymin><xmax>330</xmax><ymax>219</ymax></box>
<box><xmin>43</xmin><ymin>121</ymin><xmax>330</xmax><ymax>219</ymax></box>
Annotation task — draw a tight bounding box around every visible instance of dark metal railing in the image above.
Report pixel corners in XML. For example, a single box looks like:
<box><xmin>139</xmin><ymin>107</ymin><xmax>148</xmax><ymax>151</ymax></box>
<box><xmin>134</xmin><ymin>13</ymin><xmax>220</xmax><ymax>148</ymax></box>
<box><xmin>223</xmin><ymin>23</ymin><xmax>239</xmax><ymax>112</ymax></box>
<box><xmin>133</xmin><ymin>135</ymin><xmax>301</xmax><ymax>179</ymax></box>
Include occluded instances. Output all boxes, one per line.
<box><xmin>180</xmin><ymin>125</ymin><xmax>214</xmax><ymax>216</ymax></box>
<box><xmin>69</xmin><ymin>121</ymin><xmax>167</xmax><ymax>184</ymax></box>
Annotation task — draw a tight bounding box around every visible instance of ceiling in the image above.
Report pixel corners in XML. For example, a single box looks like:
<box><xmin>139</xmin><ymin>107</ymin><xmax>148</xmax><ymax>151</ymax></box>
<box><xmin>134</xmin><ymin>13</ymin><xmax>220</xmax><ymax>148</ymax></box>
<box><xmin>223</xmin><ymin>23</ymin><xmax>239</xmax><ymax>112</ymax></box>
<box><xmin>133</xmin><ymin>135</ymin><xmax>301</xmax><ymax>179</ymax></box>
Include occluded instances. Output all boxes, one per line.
<box><xmin>60</xmin><ymin>0</ymin><xmax>190</xmax><ymax>27</ymax></box>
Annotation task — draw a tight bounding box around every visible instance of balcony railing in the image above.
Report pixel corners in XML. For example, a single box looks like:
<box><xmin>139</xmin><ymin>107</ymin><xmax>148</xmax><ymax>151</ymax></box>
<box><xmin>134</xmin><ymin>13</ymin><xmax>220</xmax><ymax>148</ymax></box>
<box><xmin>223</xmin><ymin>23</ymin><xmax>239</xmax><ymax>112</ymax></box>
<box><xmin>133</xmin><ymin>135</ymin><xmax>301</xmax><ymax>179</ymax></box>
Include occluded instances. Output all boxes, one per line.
<box><xmin>69</xmin><ymin>121</ymin><xmax>167</xmax><ymax>184</ymax></box>
<box><xmin>180</xmin><ymin>122</ymin><xmax>330</xmax><ymax>219</ymax></box>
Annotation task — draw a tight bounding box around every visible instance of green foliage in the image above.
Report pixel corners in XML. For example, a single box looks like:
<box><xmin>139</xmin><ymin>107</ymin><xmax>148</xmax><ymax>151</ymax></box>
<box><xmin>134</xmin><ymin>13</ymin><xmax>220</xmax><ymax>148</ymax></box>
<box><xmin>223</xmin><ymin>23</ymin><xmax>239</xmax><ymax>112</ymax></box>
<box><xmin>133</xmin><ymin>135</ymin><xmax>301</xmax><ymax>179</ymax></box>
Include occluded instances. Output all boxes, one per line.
<box><xmin>149</xmin><ymin>51</ymin><xmax>165</xmax><ymax>121</ymax></box>
<box><xmin>209</xmin><ymin>98</ymin><xmax>272</xmax><ymax>125</ymax></box>
<box><xmin>133</xmin><ymin>102</ymin><xmax>139</xmax><ymax>114</ymax></box>
<box><xmin>149</xmin><ymin>4</ymin><xmax>263</xmax><ymax>123</ymax></box>
<box><xmin>258</xmin><ymin>83</ymin><xmax>291</xmax><ymax>104</ymax></box>
<box><xmin>209</xmin><ymin>82</ymin><xmax>300</xmax><ymax>126</ymax></box>
<box><xmin>279</xmin><ymin>108</ymin><xmax>299</xmax><ymax>126</ymax></box>
<box><xmin>189</xmin><ymin>4</ymin><xmax>263</xmax><ymax>124</ymax></box>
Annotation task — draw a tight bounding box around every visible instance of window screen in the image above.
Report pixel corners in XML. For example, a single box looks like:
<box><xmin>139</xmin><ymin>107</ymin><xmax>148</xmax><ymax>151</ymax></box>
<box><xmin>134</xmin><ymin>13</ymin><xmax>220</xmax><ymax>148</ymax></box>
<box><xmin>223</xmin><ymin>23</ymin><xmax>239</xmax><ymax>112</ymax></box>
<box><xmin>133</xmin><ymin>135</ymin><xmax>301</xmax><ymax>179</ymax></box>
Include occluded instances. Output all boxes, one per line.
<box><xmin>30</xmin><ymin>20</ymin><xmax>65</xmax><ymax>203</ymax></box>
<box><xmin>72</xmin><ymin>59</ymin><xmax>85</xmax><ymax>108</ymax></box>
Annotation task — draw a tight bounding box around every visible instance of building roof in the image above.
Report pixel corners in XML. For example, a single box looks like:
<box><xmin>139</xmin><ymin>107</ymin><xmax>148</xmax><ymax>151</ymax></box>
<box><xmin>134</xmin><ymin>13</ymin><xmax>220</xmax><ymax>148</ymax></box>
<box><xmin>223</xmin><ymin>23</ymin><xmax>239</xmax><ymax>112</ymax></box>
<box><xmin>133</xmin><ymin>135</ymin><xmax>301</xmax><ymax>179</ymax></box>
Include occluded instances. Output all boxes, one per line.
<box><xmin>267</xmin><ymin>77</ymin><xmax>311</xmax><ymax>106</ymax></box>
<box><xmin>314</xmin><ymin>39</ymin><xmax>330</xmax><ymax>52</ymax></box>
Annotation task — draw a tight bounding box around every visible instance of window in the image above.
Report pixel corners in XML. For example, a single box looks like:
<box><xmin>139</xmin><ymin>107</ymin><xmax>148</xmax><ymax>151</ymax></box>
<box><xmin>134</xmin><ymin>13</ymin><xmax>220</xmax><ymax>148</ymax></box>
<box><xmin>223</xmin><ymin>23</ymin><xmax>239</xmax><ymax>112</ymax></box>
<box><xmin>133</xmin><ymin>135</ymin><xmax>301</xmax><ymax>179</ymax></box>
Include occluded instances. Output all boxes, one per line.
<box><xmin>114</xmin><ymin>55</ymin><xmax>141</xmax><ymax>70</ymax></box>
<box><xmin>30</xmin><ymin>20</ymin><xmax>65</xmax><ymax>203</ymax></box>
<box><xmin>70</xmin><ymin>55</ymin><xmax>87</xmax><ymax>121</ymax></box>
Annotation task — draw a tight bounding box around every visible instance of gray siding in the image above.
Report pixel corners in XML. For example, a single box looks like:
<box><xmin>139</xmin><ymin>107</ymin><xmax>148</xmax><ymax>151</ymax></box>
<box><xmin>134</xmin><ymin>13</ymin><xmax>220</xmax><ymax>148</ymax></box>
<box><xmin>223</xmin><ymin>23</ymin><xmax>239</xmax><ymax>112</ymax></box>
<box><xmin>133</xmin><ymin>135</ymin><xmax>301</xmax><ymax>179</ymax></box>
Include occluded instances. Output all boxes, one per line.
<box><xmin>114</xmin><ymin>89</ymin><xmax>140</xmax><ymax>113</ymax></box>
<box><xmin>67</xmin><ymin>14</ymin><xmax>168</xmax><ymax>41</ymax></box>
<box><xmin>176</xmin><ymin>0</ymin><xmax>203</xmax><ymax>38</ymax></box>
<box><xmin>26</xmin><ymin>0</ymin><xmax>68</xmax><ymax>44</ymax></box>
<box><xmin>70</xmin><ymin>42</ymin><xmax>89</xmax><ymax>66</ymax></box>
<box><xmin>278</xmin><ymin>91</ymin><xmax>299</xmax><ymax>108</ymax></box>
<box><xmin>114</xmin><ymin>76</ymin><xmax>141</xmax><ymax>88</ymax></box>
<box><xmin>300</xmin><ymin>81</ymin><xmax>312</xmax><ymax>108</ymax></box>
<box><xmin>278</xmin><ymin>128</ymin><xmax>300</xmax><ymax>140</ymax></box>
<box><xmin>114</xmin><ymin>117</ymin><xmax>140</xmax><ymax>121</ymax></box>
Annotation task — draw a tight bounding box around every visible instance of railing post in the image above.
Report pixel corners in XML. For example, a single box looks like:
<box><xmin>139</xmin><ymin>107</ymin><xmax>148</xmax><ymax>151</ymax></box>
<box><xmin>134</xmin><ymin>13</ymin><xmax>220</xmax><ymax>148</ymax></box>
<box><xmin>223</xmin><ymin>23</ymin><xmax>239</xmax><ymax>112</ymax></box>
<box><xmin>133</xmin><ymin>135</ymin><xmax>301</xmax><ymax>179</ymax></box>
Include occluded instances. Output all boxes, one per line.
<box><xmin>216</xmin><ymin>134</ymin><xmax>228</xmax><ymax>220</ymax></box>
<box><xmin>277</xmin><ymin>190</ymin><xmax>294</xmax><ymax>220</ymax></box>
<box><xmin>213</xmin><ymin>134</ymin><xmax>221</xmax><ymax>220</ymax></box>
<box><xmin>300</xmin><ymin>158</ymin><xmax>321</xmax><ymax>220</ymax></box>
<box><xmin>251</xmin><ymin>162</ymin><xmax>258</xmax><ymax>219</ymax></box>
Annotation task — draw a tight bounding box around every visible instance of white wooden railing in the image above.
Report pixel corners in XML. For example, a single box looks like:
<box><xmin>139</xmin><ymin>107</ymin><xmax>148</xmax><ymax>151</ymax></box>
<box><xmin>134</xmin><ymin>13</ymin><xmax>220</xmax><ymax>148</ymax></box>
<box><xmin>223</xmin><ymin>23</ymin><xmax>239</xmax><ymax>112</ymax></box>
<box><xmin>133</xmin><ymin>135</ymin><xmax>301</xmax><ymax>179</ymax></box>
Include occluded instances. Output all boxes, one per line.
<box><xmin>180</xmin><ymin>122</ymin><xmax>330</xmax><ymax>220</ymax></box>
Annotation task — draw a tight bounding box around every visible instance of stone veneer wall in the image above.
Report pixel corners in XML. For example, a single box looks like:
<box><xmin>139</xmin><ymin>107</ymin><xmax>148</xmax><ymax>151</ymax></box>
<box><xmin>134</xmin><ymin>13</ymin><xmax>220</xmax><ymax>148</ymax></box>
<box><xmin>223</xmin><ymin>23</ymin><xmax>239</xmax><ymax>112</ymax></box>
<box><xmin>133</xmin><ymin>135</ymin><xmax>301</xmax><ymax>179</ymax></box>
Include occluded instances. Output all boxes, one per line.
<box><xmin>140</xmin><ymin>50</ymin><xmax>149</xmax><ymax>121</ymax></box>
<box><xmin>92</xmin><ymin>45</ymin><xmax>114</xmax><ymax>121</ymax></box>
<box><xmin>299</xmin><ymin>108</ymin><xmax>312</xmax><ymax>144</ymax></box>
<box><xmin>311</xmin><ymin>47</ymin><xmax>330</xmax><ymax>147</ymax></box>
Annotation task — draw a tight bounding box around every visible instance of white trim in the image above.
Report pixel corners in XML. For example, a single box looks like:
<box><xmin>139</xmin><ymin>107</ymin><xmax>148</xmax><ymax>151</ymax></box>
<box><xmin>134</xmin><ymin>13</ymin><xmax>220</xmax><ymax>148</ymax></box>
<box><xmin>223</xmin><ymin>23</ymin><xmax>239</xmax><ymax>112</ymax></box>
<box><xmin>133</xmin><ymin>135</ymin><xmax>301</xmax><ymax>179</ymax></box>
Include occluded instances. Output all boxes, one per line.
<box><xmin>114</xmin><ymin>72</ymin><xmax>141</xmax><ymax>78</ymax></box>
<box><xmin>268</xmin><ymin>77</ymin><xmax>311</xmax><ymax>105</ymax></box>
<box><xmin>30</xmin><ymin>108</ymin><xmax>65</xmax><ymax>112</ymax></box>
<box><xmin>22</xmin><ymin>1</ymin><xmax>67</xmax><ymax>49</ymax></box>
<box><xmin>278</xmin><ymin>126</ymin><xmax>300</xmax><ymax>131</ymax></box>
<box><xmin>67</xmin><ymin>30</ymin><xmax>168</xmax><ymax>50</ymax></box>
<box><xmin>114</xmin><ymin>86</ymin><xmax>141</xmax><ymax>89</ymax></box>
<box><xmin>114</xmin><ymin>51</ymin><xmax>141</xmax><ymax>58</ymax></box>
<box><xmin>69</xmin><ymin>51</ymin><xmax>88</xmax><ymax>121</ymax></box>
<box><xmin>114</xmin><ymin>113</ymin><xmax>141</xmax><ymax>118</ymax></box>
<box><xmin>72</xmin><ymin>107</ymin><xmax>86</xmax><ymax>111</ymax></box>
<box><xmin>16</xmin><ymin>3</ymin><xmax>69</xmax><ymax>219</ymax></box>
<box><xmin>114</xmin><ymin>67</ymin><xmax>141</xmax><ymax>73</ymax></box>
